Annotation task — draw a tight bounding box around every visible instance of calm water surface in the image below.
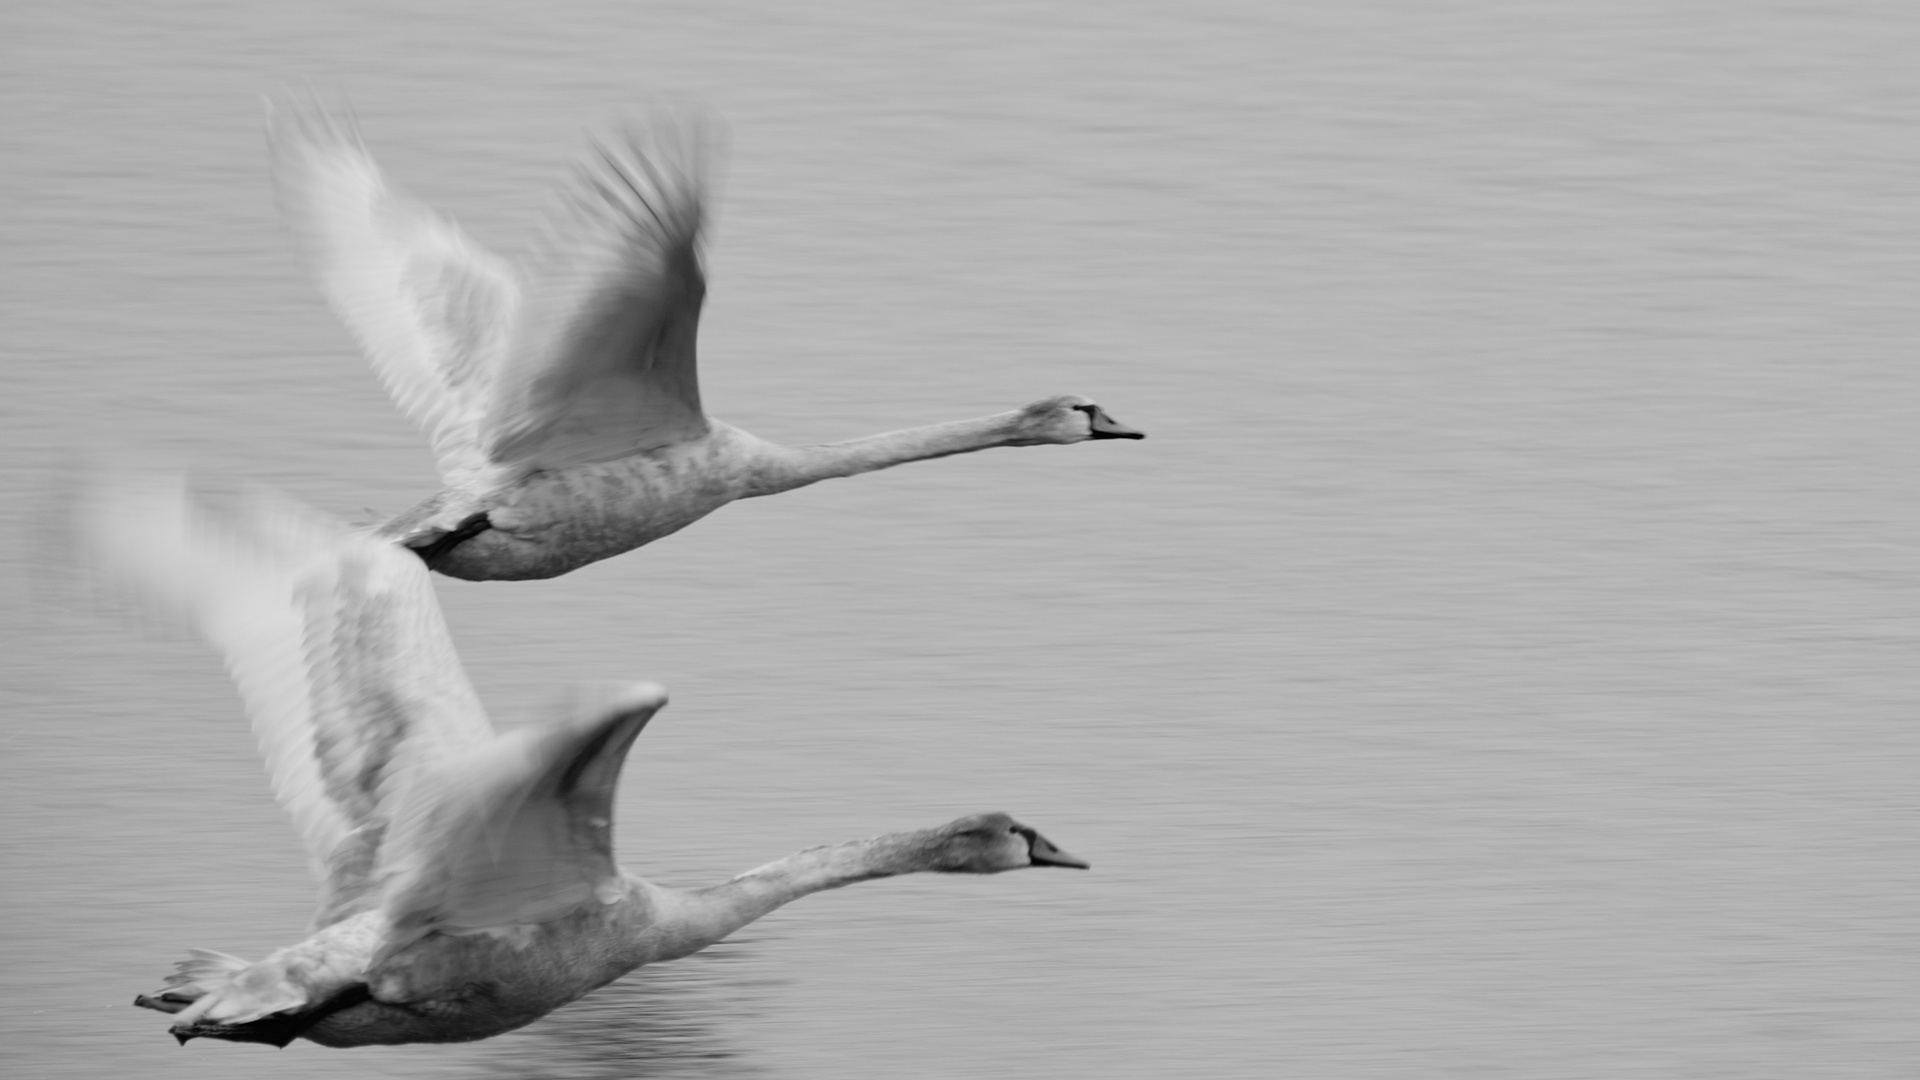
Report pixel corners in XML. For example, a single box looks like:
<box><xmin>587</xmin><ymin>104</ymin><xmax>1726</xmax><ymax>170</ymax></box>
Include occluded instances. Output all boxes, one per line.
<box><xmin>6</xmin><ymin>3</ymin><xmax>1919</xmax><ymax>1077</ymax></box>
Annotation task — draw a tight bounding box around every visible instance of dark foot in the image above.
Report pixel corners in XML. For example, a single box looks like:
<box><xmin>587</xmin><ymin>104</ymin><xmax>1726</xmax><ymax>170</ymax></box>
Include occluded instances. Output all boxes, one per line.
<box><xmin>135</xmin><ymin>991</ymin><xmax>196</xmax><ymax>1015</ymax></box>
<box><xmin>408</xmin><ymin>512</ymin><xmax>492</xmax><ymax>570</ymax></box>
<box><xmin>166</xmin><ymin>984</ymin><xmax>371</xmax><ymax>1049</ymax></box>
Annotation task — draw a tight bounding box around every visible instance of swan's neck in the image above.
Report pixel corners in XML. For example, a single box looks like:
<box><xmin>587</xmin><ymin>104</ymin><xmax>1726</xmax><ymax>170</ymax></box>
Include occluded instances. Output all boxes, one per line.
<box><xmin>741</xmin><ymin>412</ymin><xmax>1027</xmax><ymax>497</ymax></box>
<box><xmin>650</xmin><ymin>829</ymin><xmax>949</xmax><ymax>951</ymax></box>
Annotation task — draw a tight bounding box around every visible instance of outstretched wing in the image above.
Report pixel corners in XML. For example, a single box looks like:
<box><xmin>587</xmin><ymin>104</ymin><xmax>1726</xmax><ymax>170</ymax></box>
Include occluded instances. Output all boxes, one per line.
<box><xmin>76</xmin><ymin>472</ymin><xmax>495</xmax><ymax>925</ymax></box>
<box><xmin>378</xmin><ymin>683</ymin><xmax>667</xmax><ymax>941</ymax></box>
<box><xmin>482</xmin><ymin>113</ymin><xmax>715</xmax><ymax>469</ymax></box>
<box><xmin>266</xmin><ymin>99</ymin><xmax>519</xmax><ymax>483</ymax></box>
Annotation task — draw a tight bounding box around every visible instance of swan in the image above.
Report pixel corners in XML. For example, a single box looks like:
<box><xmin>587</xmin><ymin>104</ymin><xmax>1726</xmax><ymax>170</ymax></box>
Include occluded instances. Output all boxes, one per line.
<box><xmin>264</xmin><ymin>101</ymin><xmax>1144</xmax><ymax>581</ymax></box>
<box><xmin>76</xmin><ymin>473</ymin><xmax>1089</xmax><ymax>1048</ymax></box>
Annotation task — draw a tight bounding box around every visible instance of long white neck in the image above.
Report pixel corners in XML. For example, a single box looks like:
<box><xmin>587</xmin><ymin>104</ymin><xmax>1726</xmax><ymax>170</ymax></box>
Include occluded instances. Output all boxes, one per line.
<box><xmin>642</xmin><ymin>828</ymin><xmax>952</xmax><ymax>956</ymax></box>
<box><xmin>739</xmin><ymin>411</ymin><xmax>1031</xmax><ymax>497</ymax></box>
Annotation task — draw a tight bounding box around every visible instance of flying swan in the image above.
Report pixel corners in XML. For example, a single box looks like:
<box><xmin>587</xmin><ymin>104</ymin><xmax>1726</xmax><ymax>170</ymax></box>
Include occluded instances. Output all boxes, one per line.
<box><xmin>77</xmin><ymin>474</ymin><xmax>1088</xmax><ymax>1048</ymax></box>
<box><xmin>265</xmin><ymin>101</ymin><xmax>1144</xmax><ymax>580</ymax></box>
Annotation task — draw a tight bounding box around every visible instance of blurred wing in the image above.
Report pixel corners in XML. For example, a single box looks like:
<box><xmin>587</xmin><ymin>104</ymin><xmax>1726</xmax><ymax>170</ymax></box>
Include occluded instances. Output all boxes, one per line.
<box><xmin>483</xmin><ymin>114</ymin><xmax>715</xmax><ymax>469</ymax></box>
<box><xmin>267</xmin><ymin>100</ymin><xmax>519</xmax><ymax>482</ymax></box>
<box><xmin>379</xmin><ymin>684</ymin><xmax>667</xmax><ymax>939</ymax></box>
<box><xmin>77</xmin><ymin>472</ymin><xmax>495</xmax><ymax>925</ymax></box>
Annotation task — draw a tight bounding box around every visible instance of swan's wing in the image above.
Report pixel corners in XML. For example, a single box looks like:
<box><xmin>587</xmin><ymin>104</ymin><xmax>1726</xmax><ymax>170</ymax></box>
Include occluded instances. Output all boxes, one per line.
<box><xmin>266</xmin><ymin>100</ymin><xmax>519</xmax><ymax>482</ymax></box>
<box><xmin>377</xmin><ymin>684</ymin><xmax>667</xmax><ymax>940</ymax></box>
<box><xmin>481</xmin><ymin>114</ymin><xmax>715</xmax><ymax>469</ymax></box>
<box><xmin>76</xmin><ymin>472</ymin><xmax>495</xmax><ymax>925</ymax></box>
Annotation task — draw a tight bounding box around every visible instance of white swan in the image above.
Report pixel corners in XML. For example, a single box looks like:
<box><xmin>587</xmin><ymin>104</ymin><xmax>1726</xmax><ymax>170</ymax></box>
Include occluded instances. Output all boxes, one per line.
<box><xmin>265</xmin><ymin>102</ymin><xmax>1143</xmax><ymax>581</ymax></box>
<box><xmin>77</xmin><ymin>473</ymin><xmax>1088</xmax><ymax>1048</ymax></box>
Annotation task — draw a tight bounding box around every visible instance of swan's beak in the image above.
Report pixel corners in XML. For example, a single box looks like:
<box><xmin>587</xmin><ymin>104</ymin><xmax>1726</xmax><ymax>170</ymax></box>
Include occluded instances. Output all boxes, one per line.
<box><xmin>1084</xmin><ymin>405</ymin><xmax>1144</xmax><ymax>441</ymax></box>
<box><xmin>1025</xmin><ymin>830</ymin><xmax>1091</xmax><ymax>869</ymax></box>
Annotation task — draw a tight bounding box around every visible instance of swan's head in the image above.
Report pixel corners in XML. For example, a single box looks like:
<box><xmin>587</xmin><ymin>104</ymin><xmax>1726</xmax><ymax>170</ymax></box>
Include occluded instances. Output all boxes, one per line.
<box><xmin>929</xmin><ymin>812</ymin><xmax>1090</xmax><ymax>872</ymax></box>
<box><xmin>1010</xmin><ymin>395</ymin><xmax>1145</xmax><ymax>445</ymax></box>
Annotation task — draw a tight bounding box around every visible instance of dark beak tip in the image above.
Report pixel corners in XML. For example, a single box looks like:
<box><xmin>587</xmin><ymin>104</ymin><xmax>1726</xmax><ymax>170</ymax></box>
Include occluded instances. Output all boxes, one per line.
<box><xmin>1078</xmin><ymin>403</ymin><xmax>1145</xmax><ymax>440</ymax></box>
<box><xmin>1021</xmin><ymin>827</ymin><xmax>1090</xmax><ymax>869</ymax></box>
<box><xmin>1028</xmin><ymin>841</ymin><xmax>1092</xmax><ymax>870</ymax></box>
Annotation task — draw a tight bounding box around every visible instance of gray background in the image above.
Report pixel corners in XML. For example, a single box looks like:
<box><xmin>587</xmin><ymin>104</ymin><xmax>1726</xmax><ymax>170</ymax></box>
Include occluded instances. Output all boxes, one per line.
<box><xmin>6</xmin><ymin>2</ymin><xmax>1918</xmax><ymax>1077</ymax></box>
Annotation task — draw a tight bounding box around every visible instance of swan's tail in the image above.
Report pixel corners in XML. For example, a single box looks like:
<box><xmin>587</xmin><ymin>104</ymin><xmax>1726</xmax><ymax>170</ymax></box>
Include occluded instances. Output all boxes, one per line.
<box><xmin>133</xmin><ymin>948</ymin><xmax>252</xmax><ymax>1015</ymax></box>
<box><xmin>137</xmin><ymin>946</ymin><xmax>308</xmax><ymax>1027</ymax></box>
<box><xmin>135</xmin><ymin>947</ymin><xmax>358</xmax><ymax>1047</ymax></box>
<box><xmin>164</xmin><ymin>984</ymin><xmax>374</xmax><ymax>1049</ymax></box>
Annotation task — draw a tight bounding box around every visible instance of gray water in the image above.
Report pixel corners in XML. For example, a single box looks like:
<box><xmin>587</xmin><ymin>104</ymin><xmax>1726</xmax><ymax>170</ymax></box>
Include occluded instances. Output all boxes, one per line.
<box><xmin>5</xmin><ymin>2</ymin><xmax>1918</xmax><ymax>1077</ymax></box>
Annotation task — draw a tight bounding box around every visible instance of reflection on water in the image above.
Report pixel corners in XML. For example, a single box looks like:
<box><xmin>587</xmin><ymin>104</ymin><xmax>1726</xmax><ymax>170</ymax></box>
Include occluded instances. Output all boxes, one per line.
<box><xmin>460</xmin><ymin>944</ymin><xmax>772</xmax><ymax>1080</ymax></box>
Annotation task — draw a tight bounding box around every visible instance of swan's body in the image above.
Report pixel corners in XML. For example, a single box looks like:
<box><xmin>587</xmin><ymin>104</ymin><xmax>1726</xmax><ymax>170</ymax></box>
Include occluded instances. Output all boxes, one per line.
<box><xmin>77</xmin><ymin>474</ymin><xmax>1087</xmax><ymax>1048</ymax></box>
<box><xmin>266</xmin><ymin>102</ymin><xmax>1143</xmax><ymax>581</ymax></box>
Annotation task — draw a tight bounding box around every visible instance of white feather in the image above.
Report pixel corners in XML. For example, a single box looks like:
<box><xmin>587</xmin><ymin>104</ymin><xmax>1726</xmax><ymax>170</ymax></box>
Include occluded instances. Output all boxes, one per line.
<box><xmin>76</xmin><ymin>472</ymin><xmax>493</xmax><ymax>913</ymax></box>
<box><xmin>266</xmin><ymin>101</ymin><xmax>519</xmax><ymax>483</ymax></box>
<box><xmin>266</xmin><ymin>100</ymin><xmax>713</xmax><ymax>482</ymax></box>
